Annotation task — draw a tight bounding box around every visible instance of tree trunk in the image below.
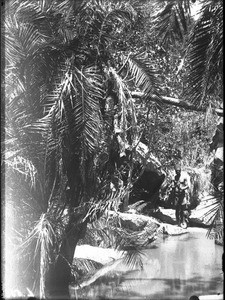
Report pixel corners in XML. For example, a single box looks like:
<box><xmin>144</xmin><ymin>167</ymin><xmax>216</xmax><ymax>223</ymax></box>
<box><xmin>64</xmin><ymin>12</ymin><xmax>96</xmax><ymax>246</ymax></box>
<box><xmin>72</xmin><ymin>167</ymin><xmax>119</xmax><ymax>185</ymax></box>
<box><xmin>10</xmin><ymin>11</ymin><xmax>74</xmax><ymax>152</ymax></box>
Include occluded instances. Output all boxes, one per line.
<box><xmin>45</xmin><ymin>220</ymin><xmax>87</xmax><ymax>299</ymax></box>
<box><xmin>131</xmin><ymin>92</ymin><xmax>223</xmax><ymax>116</ymax></box>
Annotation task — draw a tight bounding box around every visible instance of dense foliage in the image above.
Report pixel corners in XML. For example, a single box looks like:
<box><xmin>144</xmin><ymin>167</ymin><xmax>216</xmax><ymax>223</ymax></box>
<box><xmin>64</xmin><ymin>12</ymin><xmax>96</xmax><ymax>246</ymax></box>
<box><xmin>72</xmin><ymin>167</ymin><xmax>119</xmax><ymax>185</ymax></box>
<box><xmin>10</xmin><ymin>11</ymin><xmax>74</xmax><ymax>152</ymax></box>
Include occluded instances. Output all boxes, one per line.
<box><xmin>2</xmin><ymin>0</ymin><xmax>223</xmax><ymax>298</ymax></box>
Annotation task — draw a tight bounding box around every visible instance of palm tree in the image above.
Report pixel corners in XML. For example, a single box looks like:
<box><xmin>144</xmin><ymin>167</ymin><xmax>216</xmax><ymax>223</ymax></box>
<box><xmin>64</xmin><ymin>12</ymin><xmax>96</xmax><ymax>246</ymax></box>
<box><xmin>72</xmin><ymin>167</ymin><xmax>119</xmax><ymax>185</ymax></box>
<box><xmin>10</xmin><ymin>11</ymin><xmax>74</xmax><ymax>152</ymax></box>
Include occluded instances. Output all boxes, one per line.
<box><xmin>3</xmin><ymin>0</ymin><xmax>162</xmax><ymax>297</ymax></box>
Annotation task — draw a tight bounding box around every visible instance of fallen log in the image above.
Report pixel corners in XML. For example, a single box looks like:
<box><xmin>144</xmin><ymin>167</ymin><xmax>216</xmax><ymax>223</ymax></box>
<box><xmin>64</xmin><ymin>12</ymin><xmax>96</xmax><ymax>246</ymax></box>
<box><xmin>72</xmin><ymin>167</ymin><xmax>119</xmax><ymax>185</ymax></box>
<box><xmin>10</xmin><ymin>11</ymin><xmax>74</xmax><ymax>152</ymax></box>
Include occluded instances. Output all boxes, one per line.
<box><xmin>131</xmin><ymin>92</ymin><xmax>223</xmax><ymax>116</ymax></box>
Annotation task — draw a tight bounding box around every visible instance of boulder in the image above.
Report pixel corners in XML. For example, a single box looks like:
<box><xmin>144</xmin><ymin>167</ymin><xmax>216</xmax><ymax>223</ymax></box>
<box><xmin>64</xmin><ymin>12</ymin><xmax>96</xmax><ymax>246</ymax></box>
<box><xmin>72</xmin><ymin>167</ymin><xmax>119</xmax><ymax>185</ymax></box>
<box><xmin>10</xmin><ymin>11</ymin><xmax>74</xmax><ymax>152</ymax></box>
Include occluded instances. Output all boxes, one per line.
<box><xmin>150</xmin><ymin>208</ymin><xmax>177</xmax><ymax>225</ymax></box>
<box><xmin>107</xmin><ymin>211</ymin><xmax>161</xmax><ymax>246</ymax></box>
<box><xmin>74</xmin><ymin>244</ymin><xmax>124</xmax><ymax>265</ymax></box>
<box><xmin>109</xmin><ymin>211</ymin><xmax>160</xmax><ymax>231</ymax></box>
<box><xmin>161</xmin><ymin>223</ymin><xmax>188</xmax><ymax>235</ymax></box>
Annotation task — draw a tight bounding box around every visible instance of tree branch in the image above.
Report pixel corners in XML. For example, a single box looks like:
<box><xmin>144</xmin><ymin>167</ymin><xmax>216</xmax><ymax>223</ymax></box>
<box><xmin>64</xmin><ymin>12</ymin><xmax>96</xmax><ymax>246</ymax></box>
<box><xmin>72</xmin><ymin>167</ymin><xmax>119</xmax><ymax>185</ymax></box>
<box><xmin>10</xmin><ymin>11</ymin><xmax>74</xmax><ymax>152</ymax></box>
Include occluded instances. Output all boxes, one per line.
<box><xmin>131</xmin><ymin>92</ymin><xmax>223</xmax><ymax>116</ymax></box>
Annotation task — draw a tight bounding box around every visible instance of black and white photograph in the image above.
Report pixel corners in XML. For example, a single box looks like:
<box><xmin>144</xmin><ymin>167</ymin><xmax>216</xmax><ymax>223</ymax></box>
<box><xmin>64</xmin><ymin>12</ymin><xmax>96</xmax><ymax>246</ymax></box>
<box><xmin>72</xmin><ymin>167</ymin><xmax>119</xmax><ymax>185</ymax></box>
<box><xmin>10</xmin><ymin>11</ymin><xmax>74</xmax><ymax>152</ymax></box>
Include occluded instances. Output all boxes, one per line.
<box><xmin>1</xmin><ymin>0</ymin><xmax>223</xmax><ymax>299</ymax></box>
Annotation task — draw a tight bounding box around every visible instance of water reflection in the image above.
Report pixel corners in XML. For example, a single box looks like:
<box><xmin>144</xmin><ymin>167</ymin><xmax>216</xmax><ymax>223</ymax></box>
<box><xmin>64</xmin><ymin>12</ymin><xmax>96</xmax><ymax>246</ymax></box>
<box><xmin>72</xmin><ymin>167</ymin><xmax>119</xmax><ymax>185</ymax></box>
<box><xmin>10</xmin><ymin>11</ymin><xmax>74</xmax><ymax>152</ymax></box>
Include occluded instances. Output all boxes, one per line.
<box><xmin>71</xmin><ymin>228</ymin><xmax>223</xmax><ymax>299</ymax></box>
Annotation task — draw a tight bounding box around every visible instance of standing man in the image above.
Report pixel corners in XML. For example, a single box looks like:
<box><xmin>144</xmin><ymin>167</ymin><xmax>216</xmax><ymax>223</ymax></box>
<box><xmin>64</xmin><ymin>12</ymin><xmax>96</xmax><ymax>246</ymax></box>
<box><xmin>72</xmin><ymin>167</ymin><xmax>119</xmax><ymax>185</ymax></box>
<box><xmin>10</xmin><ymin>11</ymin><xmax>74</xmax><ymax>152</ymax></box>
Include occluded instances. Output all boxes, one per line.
<box><xmin>172</xmin><ymin>164</ymin><xmax>190</xmax><ymax>226</ymax></box>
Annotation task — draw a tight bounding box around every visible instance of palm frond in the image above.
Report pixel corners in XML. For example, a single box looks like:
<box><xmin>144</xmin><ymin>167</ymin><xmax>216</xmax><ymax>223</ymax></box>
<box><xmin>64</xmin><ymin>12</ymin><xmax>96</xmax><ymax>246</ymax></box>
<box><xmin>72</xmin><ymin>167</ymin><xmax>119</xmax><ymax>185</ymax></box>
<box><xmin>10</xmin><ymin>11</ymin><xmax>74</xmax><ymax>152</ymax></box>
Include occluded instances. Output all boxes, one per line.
<box><xmin>5</xmin><ymin>16</ymin><xmax>46</xmax><ymax>65</ymax></box>
<box><xmin>121</xmin><ymin>53</ymin><xmax>162</xmax><ymax>105</ymax></box>
<box><xmin>185</xmin><ymin>0</ymin><xmax>223</xmax><ymax>107</ymax></box>
<box><xmin>18</xmin><ymin>213</ymin><xmax>58</xmax><ymax>298</ymax></box>
<box><xmin>55</xmin><ymin>0</ymin><xmax>83</xmax><ymax>14</ymax></box>
<box><xmin>201</xmin><ymin>191</ymin><xmax>223</xmax><ymax>244</ymax></box>
<box><xmin>5</xmin><ymin>154</ymin><xmax>37</xmax><ymax>187</ymax></box>
<box><xmin>128</xmin><ymin>200</ymin><xmax>148</xmax><ymax>213</ymax></box>
<box><xmin>152</xmin><ymin>0</ymin><xmax>191</xmax><ymax>47</ymax></box>
<box><xmin>36</xmin><ymin>62</ymin><xmax>104</xmax><ymax>155</ymax></box>
<box><xmin>82</xmin><ymin>0</ymin><xmax>136</xmax><ymax>26</ymax></box>
<box><xmin>122</xmin><ymin>248</ymin><xmax>144</xmax><ymax>270</ymax></box>
<box><xmin>207</xmin><ymin>220</ymin><xmax>223</xmax><ymax>241</ymax></box>
<box><xmin>72</xmin><ymin>257</ymin><xmax>103</xmax><ymax>283</ymax></box>
<box><xmin>109</xmin><ymin>67</ymin><xmax>130</xmax><ymax>156</ymax></box>
<box><xmin>75</xmin><ymin>0</ymin><xmax>137</xmax><ymax>55</ymax></box>
<box><xmin>72</xmin><ymin>65</ymin><xmax>104</xmax><ymax>154</ymax></box>
<box><xmin>83</xmin><ymin>180</ymin><xmax>126</xmax><ymax>223</ymax></box>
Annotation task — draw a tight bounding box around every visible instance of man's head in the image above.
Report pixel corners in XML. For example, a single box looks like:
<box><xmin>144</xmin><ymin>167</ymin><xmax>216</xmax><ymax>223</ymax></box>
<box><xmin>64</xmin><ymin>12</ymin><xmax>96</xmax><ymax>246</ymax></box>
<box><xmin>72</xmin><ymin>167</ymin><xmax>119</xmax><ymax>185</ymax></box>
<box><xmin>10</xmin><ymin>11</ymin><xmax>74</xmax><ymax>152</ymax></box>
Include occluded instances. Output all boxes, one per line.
<box><xmin>174</xmin><ymin>163</ymin><xmax>181</xmax><ymax>175</ymax></box>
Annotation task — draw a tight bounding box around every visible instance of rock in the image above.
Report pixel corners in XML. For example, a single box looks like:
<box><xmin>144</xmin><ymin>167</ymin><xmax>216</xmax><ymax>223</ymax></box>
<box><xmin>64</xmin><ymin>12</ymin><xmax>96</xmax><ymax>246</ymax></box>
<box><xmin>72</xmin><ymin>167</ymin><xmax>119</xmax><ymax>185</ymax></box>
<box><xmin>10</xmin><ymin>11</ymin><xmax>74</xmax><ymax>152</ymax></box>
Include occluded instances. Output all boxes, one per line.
<box><xmin>106</xmin><ymin>211</ymin><xmax>161</xmax><ymax>247</ymax></box>
<box><xmin>74</xmin><ymin>244</ymin><xmax>124</xmax><ymax>265</ymax></box>
<box><xmin>119</xmin><ymin>213</ymin><xmax>148</xmax><ymax>231</ymax></box>
<box><xmin>109</xmin><ymin>211</ymin><xmax>160</xmax><ymax>231</ymax></box>
<box><xmin>149</xmin><ymin>208</ymin><xmax>177</xmax><ymax>225</ymax></box>
<box><xmin>161</xmin><ymin>223</ymin><xmax>188</xmax><ymax>235</ymax></box>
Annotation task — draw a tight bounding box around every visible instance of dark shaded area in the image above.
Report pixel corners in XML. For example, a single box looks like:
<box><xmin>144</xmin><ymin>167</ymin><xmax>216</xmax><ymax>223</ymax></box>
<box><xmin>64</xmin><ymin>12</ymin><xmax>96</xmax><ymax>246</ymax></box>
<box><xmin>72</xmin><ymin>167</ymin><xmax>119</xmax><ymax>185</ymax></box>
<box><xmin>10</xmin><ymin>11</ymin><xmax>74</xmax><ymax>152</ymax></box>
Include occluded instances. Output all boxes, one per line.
<box><xmin>189</xmin><ymin>296</ymin><xmax>199</xmax><ymax>300</ymax></box>
<box><xmin>209</xmin><ymin>118</ymin><xmax>223</xmax><ymax>192</ymax></box>
<box><xmin>211</xmin><ymin>158</ymin><xmax>223</xmax><ymax>191</ymax></box>
<box><xmin>188</xmin><ymin>219</ymin><xmax>210</xmax><ymax>228</ymax></box>
<box><xmin>210</xmin><ymin>122</ymin><xmax>223</xmax><ymax>152</ymax></box>
<box><xmin>129</xmin><ymin>170</ymin><xmax>165</xmax><ymax>209</ymax></box>
<box><xmin>150</xmin><ymin>209</ymin><xmax>177</xmax><ymax>225</ymax></box>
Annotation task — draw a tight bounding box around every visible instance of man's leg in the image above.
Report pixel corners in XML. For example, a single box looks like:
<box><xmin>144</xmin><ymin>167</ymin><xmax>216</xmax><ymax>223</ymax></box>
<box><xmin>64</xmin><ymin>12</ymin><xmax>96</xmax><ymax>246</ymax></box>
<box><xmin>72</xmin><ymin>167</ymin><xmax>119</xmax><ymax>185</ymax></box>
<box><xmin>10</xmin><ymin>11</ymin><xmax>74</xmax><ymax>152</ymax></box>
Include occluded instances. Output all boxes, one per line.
<box><xmin>175</xmin><ymin>205</ymin><xmax>181</xmax><ymax>225</ymax></box>
<box><xmin>180</xmin><ymin>206</ymin><xmax>184</xmax><ymax>224</ymax></box>
<box><xmin>179</xmin><ymin>193</ymin><xmax>185</xmax><ymax>225</ymax></box>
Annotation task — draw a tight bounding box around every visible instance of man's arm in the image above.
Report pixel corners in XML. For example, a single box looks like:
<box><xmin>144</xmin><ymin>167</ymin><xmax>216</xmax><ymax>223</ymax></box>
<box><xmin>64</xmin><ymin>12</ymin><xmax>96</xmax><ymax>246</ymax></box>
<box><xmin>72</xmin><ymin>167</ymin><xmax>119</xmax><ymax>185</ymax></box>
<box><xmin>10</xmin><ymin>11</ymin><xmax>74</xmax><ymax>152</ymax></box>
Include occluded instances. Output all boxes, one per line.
<box><xmin>179</xmin><ymin>178</ymin><xmax>189</xmax><ymax>190</ymax></box>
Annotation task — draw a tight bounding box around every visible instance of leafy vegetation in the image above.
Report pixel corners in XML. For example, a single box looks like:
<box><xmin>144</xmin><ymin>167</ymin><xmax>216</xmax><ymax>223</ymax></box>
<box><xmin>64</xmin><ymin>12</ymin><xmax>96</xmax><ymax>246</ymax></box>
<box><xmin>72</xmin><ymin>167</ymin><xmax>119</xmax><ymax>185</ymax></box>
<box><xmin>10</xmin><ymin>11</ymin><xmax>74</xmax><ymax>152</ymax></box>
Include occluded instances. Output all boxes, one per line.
<box><xmin>2</xmin><ymin>0</ymin><xmax>223</xmax><ymax>298</ymax></box>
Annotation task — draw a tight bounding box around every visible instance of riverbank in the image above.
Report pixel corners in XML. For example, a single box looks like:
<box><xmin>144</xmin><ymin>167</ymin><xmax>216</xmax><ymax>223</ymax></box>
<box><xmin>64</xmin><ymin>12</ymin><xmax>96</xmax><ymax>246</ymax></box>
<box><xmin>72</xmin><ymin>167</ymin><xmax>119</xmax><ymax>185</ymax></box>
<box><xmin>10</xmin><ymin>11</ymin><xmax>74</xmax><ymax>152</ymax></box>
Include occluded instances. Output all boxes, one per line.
<box><xmin>72</xmin><ymin>227</ymin><xmax>223</xmax><ymax>300</ymax></box>
<box><xmin>74</xmin><ymin>204</ymin><xmax>221</xmax><ymax>272</ymax></box>
<box><xmin>72</xmin><ymin>205</ymin><xmax>223</xmax><ymax>298</ymax></box>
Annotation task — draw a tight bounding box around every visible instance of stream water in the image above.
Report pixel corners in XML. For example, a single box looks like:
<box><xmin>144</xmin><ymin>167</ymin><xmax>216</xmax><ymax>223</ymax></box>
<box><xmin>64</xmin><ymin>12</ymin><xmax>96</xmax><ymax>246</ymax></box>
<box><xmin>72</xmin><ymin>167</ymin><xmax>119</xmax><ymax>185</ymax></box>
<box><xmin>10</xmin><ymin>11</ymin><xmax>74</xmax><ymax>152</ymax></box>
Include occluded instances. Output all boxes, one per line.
<box><xmin>71</xmin><ymin>228</ymin><xmax>223</xmax><ymax>300</ymax></box>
